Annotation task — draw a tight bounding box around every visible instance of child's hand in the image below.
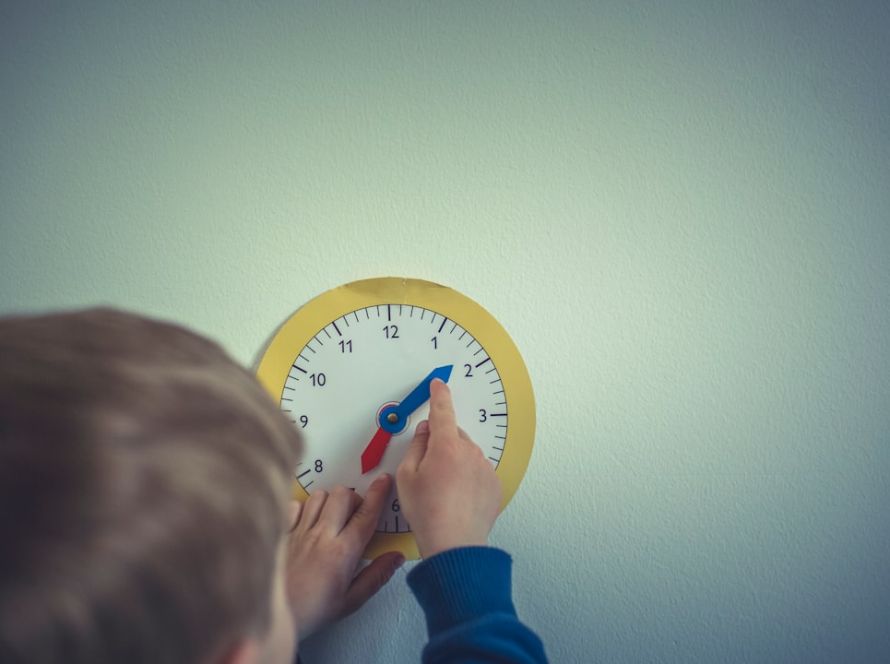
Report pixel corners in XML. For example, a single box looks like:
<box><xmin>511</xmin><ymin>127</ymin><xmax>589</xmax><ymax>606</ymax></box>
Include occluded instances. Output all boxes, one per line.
<box><xmin>396</xmin><ymin>379</ymin><xmax>503</xmax><ymax>559</ymax></box>
<box><xmin>285</xmin><ymin>475</ymin><xmax>404</xmax><ymax>640</ymax></box>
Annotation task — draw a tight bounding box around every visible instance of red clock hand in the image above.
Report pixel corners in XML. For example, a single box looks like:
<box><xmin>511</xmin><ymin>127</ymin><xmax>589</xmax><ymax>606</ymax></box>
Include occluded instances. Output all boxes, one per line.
<box><xmin>360</xmin><ymin>427</ymin><xmax>393</xmax><ymax>475</ymax></box>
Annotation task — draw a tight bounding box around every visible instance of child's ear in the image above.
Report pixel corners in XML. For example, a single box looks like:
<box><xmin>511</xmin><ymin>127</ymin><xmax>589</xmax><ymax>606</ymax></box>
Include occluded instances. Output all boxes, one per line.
<box><xmin>218</xmin><ymin>638</ymin><xmax>261</xmax><ymax>664</ymax></box>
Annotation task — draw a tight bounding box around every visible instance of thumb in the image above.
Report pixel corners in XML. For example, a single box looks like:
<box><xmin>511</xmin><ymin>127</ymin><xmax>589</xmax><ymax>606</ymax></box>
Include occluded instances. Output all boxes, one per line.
<box><xmin>400</xmin><ymin>420</ymin><xmax>430</xmax><ymax>472</ymax></box>
<box><xmin>341</xmin><ymin>552</ymin><xmax>405</xmax><ymax>616</ymax></box>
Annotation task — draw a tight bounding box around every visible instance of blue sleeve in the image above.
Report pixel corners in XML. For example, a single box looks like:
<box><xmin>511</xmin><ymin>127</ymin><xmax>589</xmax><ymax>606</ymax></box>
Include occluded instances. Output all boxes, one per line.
<box><xmin>407</xmin><ymin>547</ymin><xmax>548</xmax><ymax>664</ymax></box>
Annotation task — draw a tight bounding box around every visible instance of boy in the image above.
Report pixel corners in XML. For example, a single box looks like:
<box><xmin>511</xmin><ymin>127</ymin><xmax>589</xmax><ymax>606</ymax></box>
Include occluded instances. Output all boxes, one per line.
<box><xmin>0</xmin><ymin>309</ymin><xmax>546</xmax><ymax>662</ymax></box>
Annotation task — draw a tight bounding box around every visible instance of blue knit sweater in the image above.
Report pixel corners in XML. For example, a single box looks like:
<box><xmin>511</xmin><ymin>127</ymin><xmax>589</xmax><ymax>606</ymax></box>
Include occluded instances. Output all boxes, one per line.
<box><xmin>407</xmin><ymin>547</ymin><xmax>547</xmax><ymax>663</ymax></box>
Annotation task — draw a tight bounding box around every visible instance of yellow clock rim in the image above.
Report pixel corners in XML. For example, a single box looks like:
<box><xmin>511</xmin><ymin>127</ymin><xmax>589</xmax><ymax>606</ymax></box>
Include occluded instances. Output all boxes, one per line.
<box><xmin>255</xmin><ymin>277</ymin><xmax>536</xmax><ymax>560</ymax></box>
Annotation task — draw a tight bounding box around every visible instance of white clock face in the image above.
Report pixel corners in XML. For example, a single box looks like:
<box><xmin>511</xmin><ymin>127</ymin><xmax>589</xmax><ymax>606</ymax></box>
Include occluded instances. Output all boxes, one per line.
<box><xmin>278</xmin><ymin>304</ymin><xmax>508</xmax><ymax>534</ymax></box>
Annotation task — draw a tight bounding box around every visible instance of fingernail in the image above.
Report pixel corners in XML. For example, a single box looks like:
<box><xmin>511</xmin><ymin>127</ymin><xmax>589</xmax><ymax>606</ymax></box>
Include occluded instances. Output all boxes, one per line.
<box><xmin>372</xmin><ymin>473</ymin><xmax>391</xmax><ymax>486</ymax></box>
<box><xmin>393</xmin><ymin>555</ymin><xmax>405</xmax><ymax>570</ymax></box>
<box><xmin>416</xmin><ymin>420</ymin><xmax>429</xmax><ymax>434</ymax></box>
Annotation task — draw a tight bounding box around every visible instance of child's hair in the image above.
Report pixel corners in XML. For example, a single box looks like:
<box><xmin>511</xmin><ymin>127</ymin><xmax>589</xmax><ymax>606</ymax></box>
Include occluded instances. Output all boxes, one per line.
<box><xmin>0</xmin><ymin>308</ymin><xmax>301</xmax><ymax>663</ymax></box>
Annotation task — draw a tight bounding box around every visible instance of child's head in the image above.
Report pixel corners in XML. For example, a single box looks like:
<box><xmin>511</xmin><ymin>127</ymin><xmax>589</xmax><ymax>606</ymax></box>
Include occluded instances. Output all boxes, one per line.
<box><xmin>0</xmin><ymin>309</ymin><xmax>302</xmax><ymax>663</ymax></box>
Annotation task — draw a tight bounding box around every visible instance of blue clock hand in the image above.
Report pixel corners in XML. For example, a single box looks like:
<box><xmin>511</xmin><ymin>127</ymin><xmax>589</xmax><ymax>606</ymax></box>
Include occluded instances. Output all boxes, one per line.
<box><xmin>362</xmin><ymin>365</ymin><xmax>453</xmax><ymax>474</ymax></box>
<box><xmin>393</xmin><ymin>364</ymin><xmax>453</xmax><ymax>421</ymax></box>
<box><xmin>361</xmin><ymin>364</ymin><xmax>454</xmax><ymax>475</ymax></box>
<box><xmin>370</xmin><ymin>364</ymin><xmax>453</xmax><ymax>449</ymax></box>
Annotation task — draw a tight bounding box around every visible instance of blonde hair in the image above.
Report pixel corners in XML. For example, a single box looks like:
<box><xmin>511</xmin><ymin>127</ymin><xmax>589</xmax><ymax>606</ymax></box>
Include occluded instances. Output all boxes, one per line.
<box><xmin>0</xmin><ymin>309</ymin><xmax>301</xmax><ymax>663</ymax></box>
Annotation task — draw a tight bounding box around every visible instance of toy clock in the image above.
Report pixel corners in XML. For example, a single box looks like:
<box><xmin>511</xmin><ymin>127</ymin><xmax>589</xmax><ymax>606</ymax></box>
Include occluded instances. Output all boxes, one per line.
<box><xmin>256</xmin><ymin>277</ymin><xmax>535</xmax><ymax>559</ymax></box>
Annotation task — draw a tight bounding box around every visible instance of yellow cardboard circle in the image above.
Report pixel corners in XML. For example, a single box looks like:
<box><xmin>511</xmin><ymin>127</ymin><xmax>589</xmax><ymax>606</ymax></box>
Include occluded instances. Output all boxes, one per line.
<box><xmin>256</xmin><ymin>277</ymin><xmax>535</xmax><ymax>559</ymax></box>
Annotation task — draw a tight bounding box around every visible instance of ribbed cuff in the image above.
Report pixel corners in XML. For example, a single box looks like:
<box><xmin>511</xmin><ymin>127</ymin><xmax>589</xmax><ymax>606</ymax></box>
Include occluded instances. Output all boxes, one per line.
<box><xmin>407</xmin><ymin>546</ymin><xmax>516</xmax><ymax>636</ymax></box>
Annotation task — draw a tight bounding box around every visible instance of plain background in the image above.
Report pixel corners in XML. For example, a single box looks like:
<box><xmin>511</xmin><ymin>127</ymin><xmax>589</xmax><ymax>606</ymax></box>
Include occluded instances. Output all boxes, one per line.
<box><xmin>2</xmin><ymin>2</ymin><xmax>888</xmax><ymax>662</ymax></box>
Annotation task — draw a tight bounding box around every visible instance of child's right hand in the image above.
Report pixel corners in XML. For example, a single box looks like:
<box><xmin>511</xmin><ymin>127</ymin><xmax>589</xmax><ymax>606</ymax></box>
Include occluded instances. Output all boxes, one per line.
<box><xmin>395</xmin><ymin>378</ymin><xmax>503</xmax><ymax>559</ymax></box>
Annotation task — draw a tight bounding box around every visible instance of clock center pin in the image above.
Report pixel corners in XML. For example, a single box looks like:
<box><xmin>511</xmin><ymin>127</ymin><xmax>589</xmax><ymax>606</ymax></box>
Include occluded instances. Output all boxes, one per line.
<box><xmin>376</xmin><ymin>401</ymin><xmax>409</xmax><ymax>435</ymax></box>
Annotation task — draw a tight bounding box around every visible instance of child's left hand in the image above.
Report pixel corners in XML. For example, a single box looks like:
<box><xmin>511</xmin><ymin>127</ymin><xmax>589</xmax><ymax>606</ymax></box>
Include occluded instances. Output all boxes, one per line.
<box><xmin>285</xmin><ymin>474</ymin><xmax>404</xmax><ymax>640</ymax></box>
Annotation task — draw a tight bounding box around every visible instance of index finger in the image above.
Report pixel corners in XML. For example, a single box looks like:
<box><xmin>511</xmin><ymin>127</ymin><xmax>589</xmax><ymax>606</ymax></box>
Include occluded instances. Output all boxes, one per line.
<box><xmin>345</xmin><ymin>473</ymin><xmax>392</xmax><ymax>544</ymax></box>
<box><xmin>428</xmin><ymin>378</ymin><xmax>458</xmax><ymax>436</ymax></box>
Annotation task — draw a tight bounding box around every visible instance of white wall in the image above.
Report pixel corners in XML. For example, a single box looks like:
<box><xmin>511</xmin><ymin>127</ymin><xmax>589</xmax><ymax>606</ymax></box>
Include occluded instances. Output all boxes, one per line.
<box><xmin>2</xmin><ymin>2</ymin><xmax>889</xmax><ymax>662</ymax></box>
